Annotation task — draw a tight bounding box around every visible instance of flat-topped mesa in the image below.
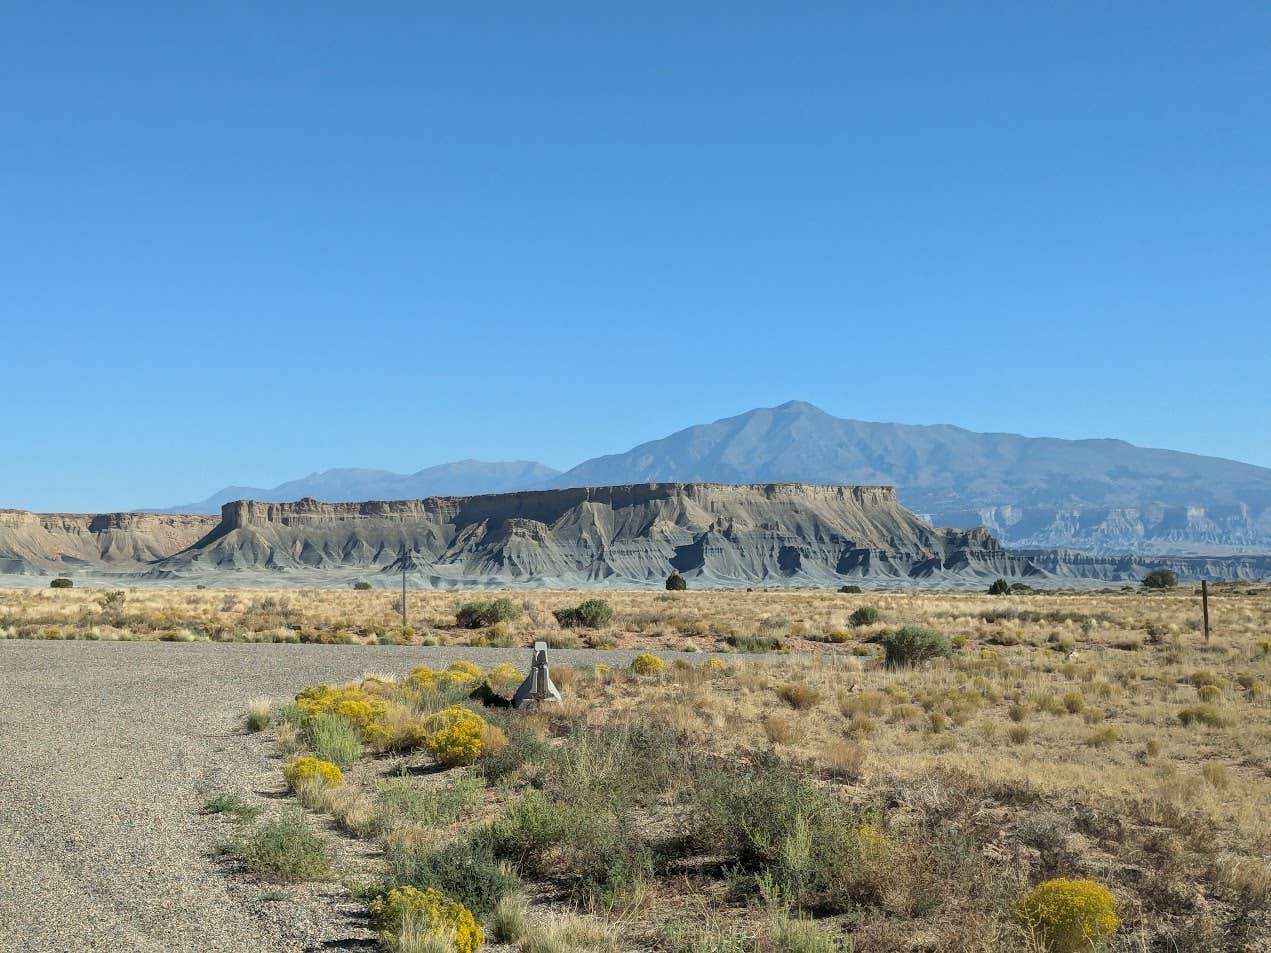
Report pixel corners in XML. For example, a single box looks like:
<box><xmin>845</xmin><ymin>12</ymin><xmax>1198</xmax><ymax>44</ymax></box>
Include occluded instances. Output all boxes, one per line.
<box><xmin>219</xmin><ymin>483</ymin><xmax>903</xmax><ymax>529</ymax></box>
<box><xmin>0</xmin><ymin>510</ymin><xmax>218</xmax><ymax>572</ymax></box>
<box><xmin>164</xmin><ymin>482</ymin><xmax>1031</xmax><ymax>586</ymax></box>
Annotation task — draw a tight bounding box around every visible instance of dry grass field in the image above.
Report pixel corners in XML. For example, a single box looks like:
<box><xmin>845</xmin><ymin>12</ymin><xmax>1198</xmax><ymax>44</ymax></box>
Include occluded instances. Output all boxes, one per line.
<box><xmin>3</xmin><ymin>582</ymin><xmax>1268</xmax><ymax>653</ymax></box>
<box><xmin>79</xmin><ymin>582</ymin><xmax>1258</xmax><ymax>953</ymax></box>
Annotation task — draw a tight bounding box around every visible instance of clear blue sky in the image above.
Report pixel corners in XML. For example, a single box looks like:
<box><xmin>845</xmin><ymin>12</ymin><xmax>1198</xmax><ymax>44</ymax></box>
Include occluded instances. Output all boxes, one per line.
<box><xmin>3</xmin><ymin>2</ymin><xmax>1268</xmax><ymax>512</ymax></box>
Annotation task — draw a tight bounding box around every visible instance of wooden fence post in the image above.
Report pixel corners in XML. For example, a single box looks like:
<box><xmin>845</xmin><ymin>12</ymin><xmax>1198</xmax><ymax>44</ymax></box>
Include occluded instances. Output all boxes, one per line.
<box><xmin>1201</xmin><ymin>579</ymin><xmax>1210</xmax><ymax>643</ymax></box>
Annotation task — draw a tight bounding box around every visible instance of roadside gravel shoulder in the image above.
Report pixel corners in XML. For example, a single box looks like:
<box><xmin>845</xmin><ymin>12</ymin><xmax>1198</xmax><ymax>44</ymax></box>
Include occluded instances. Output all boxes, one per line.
<box><xmin>0</xmin><ymin>641</ymin><xmax>670</xmax><ymax>953</ymax></box>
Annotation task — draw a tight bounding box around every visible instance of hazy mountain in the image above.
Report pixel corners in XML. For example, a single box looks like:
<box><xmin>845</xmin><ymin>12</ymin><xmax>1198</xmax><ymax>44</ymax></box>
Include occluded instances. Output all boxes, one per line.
<box><xmin>549</xmin><ymin>402</ymin><xmax>1271</xmax><ymax>553</ymax></box>
<box><xmin>149</xmin><ymin>402</ymin><xmax>1271</xmax><ymax>553</ymax></box>
<box><xmin>159</xmin><ymin>460</ymin><xmax>561</xmax><ymax>514</ymax></box>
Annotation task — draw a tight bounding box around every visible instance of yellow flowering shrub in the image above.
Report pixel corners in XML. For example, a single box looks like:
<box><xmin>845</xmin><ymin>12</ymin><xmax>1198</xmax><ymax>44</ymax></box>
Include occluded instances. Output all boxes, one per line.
<box><xmin>631</xmin><ymin>653</ymin><xmax>665</xmax><ymax>676</ymax></box>
<box><xmin>408</xmin><ymin>665</ymin><xmax>483</xmax><ymax>692</ymax></box>
<box><xmin>424</xmin><ymin>705</ymin><xmax>488</xmax><ymax>766</ymax></box>
<box><xmin>285</xmin><ymin>756</ymin><xmax>343</xmax><ymax>788</ymax></box>
<box><xmin>1019</xmin><ymin>878</ymin><xmax>1118</xmax><ymax>952</ymax></box>
<box><xmin>295</xmin><ymin>684</ymin><xmax>389</xmax><ymax>745</ymax></box>
<box><xmin>486</xmin><ymin>662</ymin><xmax>524</xmax><ymax>693</ymax></box>
<box><xmin>368</xmin><ymin>886</ymin><xmax>484</xmax><ymax>953</ymax></box>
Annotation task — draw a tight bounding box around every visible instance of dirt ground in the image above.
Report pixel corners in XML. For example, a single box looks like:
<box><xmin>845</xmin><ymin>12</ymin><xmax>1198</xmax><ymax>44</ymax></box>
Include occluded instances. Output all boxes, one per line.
<box><xmin>0</xmin><ymin>641</ymin><xmax>649</xmax><ymax>953</ymax></box>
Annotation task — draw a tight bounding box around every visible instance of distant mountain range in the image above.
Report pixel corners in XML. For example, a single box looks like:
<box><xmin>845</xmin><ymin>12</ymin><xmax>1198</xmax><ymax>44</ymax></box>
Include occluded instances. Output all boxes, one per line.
<box><xmin>158</xmin><ymin>460</ymin><xmax>560</xmax><ymax>514</ymax></box>
<box><xmin>155</xmin><ymin>401</ymin><xmax>1271</xmax><ymax>554</ymax></box>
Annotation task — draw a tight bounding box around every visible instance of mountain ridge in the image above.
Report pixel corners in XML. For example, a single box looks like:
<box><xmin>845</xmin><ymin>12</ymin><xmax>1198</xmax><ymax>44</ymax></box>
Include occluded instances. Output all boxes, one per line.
<box><xmin>156</xmin><ymin>459</ymin><xmax>561</xmax><ymax>514</ymax></box>
<box><xmin>149</xmin><ymin>402</ymin><xmax>1271</xmax><ymax>554</ymax></box>
<box><xmin>544</xmin><ymin>402</ymin><xmax>1271</xmax><ymax>554</ymax></box>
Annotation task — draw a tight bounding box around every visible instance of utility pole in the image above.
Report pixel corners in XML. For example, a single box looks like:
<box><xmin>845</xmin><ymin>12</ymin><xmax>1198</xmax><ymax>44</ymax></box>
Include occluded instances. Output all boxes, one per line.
<box><xmin>1201</xmin><ymin>579</ymin><xmax>1210</xmax><ymax>643</ymax></box>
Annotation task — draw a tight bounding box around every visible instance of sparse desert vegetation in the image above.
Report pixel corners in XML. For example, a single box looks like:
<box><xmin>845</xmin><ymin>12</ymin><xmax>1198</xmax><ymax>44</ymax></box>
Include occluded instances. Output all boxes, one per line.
<box><xmin>3</xmin><ymin>583</ymin><xmax>1266</xmax><ymax>661</ymax></box>
<box><xmin>189</xmin><ymin>583</ymin><xmax>1271</xmax><ymax>952</ymax></box>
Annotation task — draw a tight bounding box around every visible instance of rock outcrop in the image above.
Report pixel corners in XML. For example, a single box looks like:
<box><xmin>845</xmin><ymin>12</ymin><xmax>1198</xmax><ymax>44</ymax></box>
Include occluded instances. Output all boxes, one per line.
<box><xmin>1017</xmin><ymin>549</ymin><xmax>1271</xmax><ymax>584</ymax></box>
<box><xmin>151</xmin><ymin>483</ymin><xmax>1036</xmax><ymax>587</ymax></box>
<box><xmin>0</xmin><ymin>510</ymin><xmax>218</xmax><ymax>574</ymax></box>
<box><xmin>6</xmin><ymin>484</ymin><xmax>1270</xmax><ymax>587</ymax></box>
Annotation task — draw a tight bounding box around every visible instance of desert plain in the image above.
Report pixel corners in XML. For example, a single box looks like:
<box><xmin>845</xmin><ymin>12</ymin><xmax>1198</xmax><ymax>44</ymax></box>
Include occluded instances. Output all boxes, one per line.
<box><xmin>0</xmin><ymin>583</ymin><xmax>1267</xmax><ymax>953</ymax></box>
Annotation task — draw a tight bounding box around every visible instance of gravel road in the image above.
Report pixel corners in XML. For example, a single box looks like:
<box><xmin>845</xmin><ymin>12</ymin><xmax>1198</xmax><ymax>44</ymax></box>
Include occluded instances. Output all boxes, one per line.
<box><xmin>0</xmin><ymin>640</ymin><xmax>660</xmax><ymax>953</ymax></box>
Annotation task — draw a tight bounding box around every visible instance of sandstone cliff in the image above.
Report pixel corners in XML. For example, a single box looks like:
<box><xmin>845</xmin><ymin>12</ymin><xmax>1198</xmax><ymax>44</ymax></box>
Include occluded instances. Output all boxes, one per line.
<box><xmin>6</xmin><ymin>485</ymin><xmax>1269</xmax><ymax>587</ymax></box>
<box><xmin>149</xmin><ymin>483</ymin><xmax>1036</xmax><ymax>586</ymax></box>
<box><xmin>0</xmin><ymin>511</ymin><xmax>218</xmax><ymax>574</ymax></box>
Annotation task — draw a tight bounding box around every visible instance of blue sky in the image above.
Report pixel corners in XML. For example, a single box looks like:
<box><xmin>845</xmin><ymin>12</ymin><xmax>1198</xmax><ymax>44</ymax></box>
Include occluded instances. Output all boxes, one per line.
<box><xmin>2</xmin><ymin>2</ymin><xmax>1268</xmax><ymax>511</ymax></box>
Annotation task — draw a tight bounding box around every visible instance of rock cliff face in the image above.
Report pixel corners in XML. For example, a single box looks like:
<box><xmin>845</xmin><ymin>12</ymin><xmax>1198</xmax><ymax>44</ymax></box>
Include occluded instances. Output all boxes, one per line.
<box><xmin>1017</xmin><ymin>549</ymin><xmax>1271</xmax><ymax>584</ymax></box>
<box><xmin>150</xmin><ymin>483</ymin><xmax>1036</xmax><ymax>586</ymax></box>
<box><xmin>0</xmin><ymin>510</ymin><xmax>217</xmax><ymax>573</ymax></box>
<box><xmin>5</xmin><ymin>485</ymin><xmax>1269</xmax><ymax>587</ymax></box>
<box><xmin>950</xmin><ymin>503</ymin><xmax>1271</xmax><ymax>554</ymax></box>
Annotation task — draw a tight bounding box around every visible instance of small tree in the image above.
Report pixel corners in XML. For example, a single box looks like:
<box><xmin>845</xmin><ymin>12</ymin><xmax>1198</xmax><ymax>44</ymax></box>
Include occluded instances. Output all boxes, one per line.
<box><xmin>988</xmin><ymin>578</ymin><xmax>1010</xmax><ymax>596</ymax></box>
<box><xmin>456</xmin><ymin>598</ymin><xmax>522</xmax><ymax>629</ymax></box>
<box><xmin>1142</xmin><ymin>569</ymin><xmax>1178</xmax><ymax>590</ymax></box>
<box><xmin>49</xmin><ymin>577</ymin><xmax>73</xmax><ymax>589</ymax></box>
<box><xmin>874</xmin><ymin>625</ymin><xmax>951</xmax><ymax>669</ymax></box>
<box><xmin>849</xmin><ymin>605</ymin><xmax>881</xmax><ymax>627</ymax></box>
<box><xmin>353</xmin><ymin>581</ymin><xmax>372</xmax><ymax>591</ymax></box>
<box><xmin>553</xmin><ymin>598</ymin><xmax>614</xmax><ymax>629</ymax></box>
<box><xmin>665</xmin><ymin>573</ymin><xmax>687</xmax><ymax>591</ymax></box>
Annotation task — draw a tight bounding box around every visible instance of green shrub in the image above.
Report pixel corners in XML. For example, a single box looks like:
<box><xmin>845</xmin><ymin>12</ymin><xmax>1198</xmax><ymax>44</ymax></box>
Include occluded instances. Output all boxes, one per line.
<box><xmin>353</xmin><ymin>580</ymin><xmax>372</xmax><ymax>590</ymax></box>
<box><xmin>728</xmin><ymin>633</ymin><xmax>783</xmax><ymax>653</ymax></box>
<box><xmin>666</xmin><ymin>572</ymin><xmax>688</xmax><ymax>591</ymax></box>
<box><xmin>374</xmin><ymin>774</ymin><xmax>484</xmax><ymax>830</ymax></box>
<box><xmin>1177</xmin><ymin>704</ymin><xmax>1233</xmax><ymax>728</ymax></box>
<box><xmin>553</xmin><ymin>598</ymin><xmax>614</xmax><ymax>629</ymax></box>
<box><xmin>49</xmin><ymin>577</ymin><xmax>73</xmax><ymax>589</ymax></box>
<box><xmin>385</xmin><ymin>836</ymin><xmax>523</xmax><ymax>919</ymax></box>
<box><xmin>234</xmin><ymin>810</ymin><xmax>330</xmax><ymax>882</ymax></box>
<box><xmin>988</xmin><ymin>578</ymin><xmax>1011</xmax><ymax>595</ymax></box>
<box><xmin>386</xmin><ymin>833</ymin><xmax>526</xmax><ymax>925</ymax></box>
<box><xmin>838</xmin><ymin>584</ymin><xmax>862</xmax><ymax>594</ymax></box>
<box><xmin>873</xmin><ymin>625</ymin><xmax>951</xmax><ymax>668</ymax></box>
<box><xmin>476</xmin><ymin>724</ymin><xmax>686</xmax><ymax>907</ymax></box>
<box><xmin>1142</xmin><ymin>569</ymin><xmax>1177</xmax><ymax>589</ymax></box>
<box><xmin>849</xmin><ymin>606</ymin><xmax>881</xmax><ymax>627</ymax></box>
<box><xmin>483</xmin><ymin>789</ymin><xmax>654</xmax><ymax>907</ymax></box>
<box><xmin>476</xmin><ymin>718</ymin><xmax>551</xmax><ymax>784</ymax></box>
<box><xmin>490</xmin><ymin>894</ymin><xmax>529</xmax><ymax>944</ymax></box>
<box><xmin>768</xmin><ymin>909</ymin><xmax>852</xmax><ymax>953</ymax></box>
<box><xmin>685</xmin><ymin>760</ymin><xmax>878</xmax><ymax>913</ymax></box>
<box><xmin>305</xmin><ymin>714</ymin><xmax>363</xmax><ymax>768</ymax></box>
<box><xmin>202</xmin><ymin>793</ymin><xmax>262</xmax><ymax>822</ymax></box>
<box><xmin>455</xmin><ymin>597</ymin><xmax>521</xmax><ymax>629</ymax></box>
